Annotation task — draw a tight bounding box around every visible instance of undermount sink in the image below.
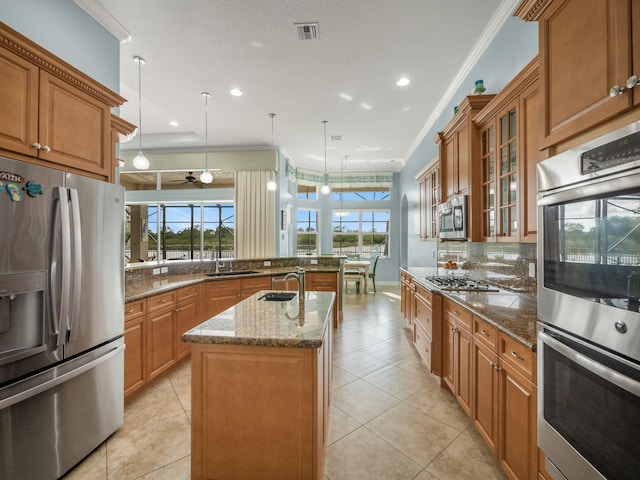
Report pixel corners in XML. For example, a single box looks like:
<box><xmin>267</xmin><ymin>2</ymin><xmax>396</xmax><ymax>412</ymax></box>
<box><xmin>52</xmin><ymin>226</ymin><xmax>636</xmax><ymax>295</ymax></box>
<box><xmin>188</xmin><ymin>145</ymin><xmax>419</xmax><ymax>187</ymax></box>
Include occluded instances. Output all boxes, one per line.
<box><xmin>205</xmin><ymin>270</ymin><xmax>258</xmax><ymax>277</ymax></box>
<box><xmin>258</xmin><ymin>292</ymin><xmax>297</xmax><ymax>302</ymax></box>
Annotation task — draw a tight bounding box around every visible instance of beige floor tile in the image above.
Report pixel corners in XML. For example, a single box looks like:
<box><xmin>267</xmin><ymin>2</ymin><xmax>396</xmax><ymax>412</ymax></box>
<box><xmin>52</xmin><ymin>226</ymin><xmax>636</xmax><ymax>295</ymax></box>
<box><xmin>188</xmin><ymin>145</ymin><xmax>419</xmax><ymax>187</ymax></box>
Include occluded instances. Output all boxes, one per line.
<box><xmin>332</xmin><ymin>365</ymin><xmax>358</xmax><ymax>389</ymax></box>
<box><xmin>406</xmin><ymin>384</ymin><xmax>473</xmax><ymax>433</ymax></box>
<box><xmin>333</xmin><ymin>331</ymin><xmax>386</xmax><ymax>351</ymax></box>
<box><xmin>328</xmin><ymin>406</ymin><xmax>361</xmax><ymax>444</ymax></box>
<box><xmin>362</xmin><ymin>364</ymin><xmax>430</xmax><ymax>400</ymax></box>
<box><xmin>332</xmin><ymin>378</ymin><xmax>400</xmax><ymax>423</ymax></box>
<box><xmin>413</xmin><ymin>469</ymin><xmax>441</xmax><ymax>480</ymax></box>
<box><xmin>425</xmin><ymin>428</ymin><xmax>507</xmax><ymax>480</ymax></box>
<box><xmin>358</xmin><ymin>323</ymin><xmax>407</xmax><ymax>341</ymax></box>
<box><xmin>333</xmin><ymin>349</ymin><xmax>390</xmax><ymax>377</ymax></box>
<box><xmin>325</xmin><ymin>427</ymin><xmax>422</xmax><ymax>480</ymax></box>
<box><xmin>123</xmin><ymin>375</ymin><xmax>186</xmax><ymax>429</ymax></box>
<box><xmin>137</xmin><ymin>455</ymin><xmax>191</xmax><ymax>480</ymax></box>
<box><xmin>106</xmin><ymin>411</ymin><xmax>191</xmax><ymax>479</ymax></box>
<box><xmin>367</xmin><ymin>402</ymin><xmax>461</xmax><ymax>467</ymax></box>
<box><xmin>361</xmin><ymin>337</ymin><xmax>416</xmax><ymax>364</ymax></box>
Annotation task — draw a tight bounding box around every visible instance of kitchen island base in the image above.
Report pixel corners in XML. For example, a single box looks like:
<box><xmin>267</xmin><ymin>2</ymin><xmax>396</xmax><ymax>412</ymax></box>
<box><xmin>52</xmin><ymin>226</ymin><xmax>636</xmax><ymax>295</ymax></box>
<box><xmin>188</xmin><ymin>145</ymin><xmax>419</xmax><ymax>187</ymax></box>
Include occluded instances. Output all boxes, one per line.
<box><xmin>187</xmin><ymin>292</ymin><xmax>334</xmax><ymax>480</ymax></box>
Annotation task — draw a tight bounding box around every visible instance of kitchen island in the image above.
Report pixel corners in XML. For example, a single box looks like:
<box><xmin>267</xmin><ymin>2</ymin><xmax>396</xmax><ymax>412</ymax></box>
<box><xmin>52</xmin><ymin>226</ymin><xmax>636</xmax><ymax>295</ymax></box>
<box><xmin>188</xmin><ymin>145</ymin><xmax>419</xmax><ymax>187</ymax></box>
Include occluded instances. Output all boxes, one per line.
<box><xmin>183</xmin><ymin>290</ymin><xmax>335</xmax><ymax>480</ymax></box>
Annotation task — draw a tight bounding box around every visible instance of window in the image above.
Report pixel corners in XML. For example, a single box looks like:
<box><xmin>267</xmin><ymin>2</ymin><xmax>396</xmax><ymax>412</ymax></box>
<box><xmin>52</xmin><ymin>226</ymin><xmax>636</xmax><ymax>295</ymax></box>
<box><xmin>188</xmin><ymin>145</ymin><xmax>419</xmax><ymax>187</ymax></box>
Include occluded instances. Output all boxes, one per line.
<box><xmin>297</xmin><ymin>208</ymin><xmax>318</xmax><ymax>256</ymax></box>
<box><xmin>332</xmin><ymin>210</ymin><xmax>389</xmax><ymax>258</ymax></box>
<box><xmin>125</xmin><ymin>203</ymin><xmax>234</xmax><ymax>262</ymax></box>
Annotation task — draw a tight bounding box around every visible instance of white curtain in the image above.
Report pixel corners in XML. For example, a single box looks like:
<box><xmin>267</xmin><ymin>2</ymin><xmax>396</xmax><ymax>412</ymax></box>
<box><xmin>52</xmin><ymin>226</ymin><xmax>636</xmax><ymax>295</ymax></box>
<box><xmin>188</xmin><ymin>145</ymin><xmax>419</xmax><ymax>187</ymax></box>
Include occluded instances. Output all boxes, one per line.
<box><xmin>235</xmin><ymin>171</ymin><xmax>276</xmax><ymax>258</ymax></box>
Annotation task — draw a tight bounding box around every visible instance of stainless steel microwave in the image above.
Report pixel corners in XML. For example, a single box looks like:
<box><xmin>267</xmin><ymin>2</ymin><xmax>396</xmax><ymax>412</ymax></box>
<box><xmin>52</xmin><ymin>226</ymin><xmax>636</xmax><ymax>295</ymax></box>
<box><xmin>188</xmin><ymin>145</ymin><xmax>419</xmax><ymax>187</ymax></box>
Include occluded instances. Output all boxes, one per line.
<box><xmin>438</xmin><ymin>195</ymin><xmax>468</xmax><ymax>241</ymax></box>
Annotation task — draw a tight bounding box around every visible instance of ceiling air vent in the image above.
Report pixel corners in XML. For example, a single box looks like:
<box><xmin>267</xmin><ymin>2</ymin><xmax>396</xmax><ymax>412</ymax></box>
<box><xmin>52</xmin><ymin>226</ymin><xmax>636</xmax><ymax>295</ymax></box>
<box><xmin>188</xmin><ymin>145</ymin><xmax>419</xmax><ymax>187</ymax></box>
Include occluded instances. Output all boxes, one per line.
<box><xmin>331</xmin><ymin>135</ymin><xmax>343</xmax><ymax>141</ymax></box>
<box><xmin>295</xmin><ymin>22</ymin><xmax>319</xmax><ymax>40</ymax></box>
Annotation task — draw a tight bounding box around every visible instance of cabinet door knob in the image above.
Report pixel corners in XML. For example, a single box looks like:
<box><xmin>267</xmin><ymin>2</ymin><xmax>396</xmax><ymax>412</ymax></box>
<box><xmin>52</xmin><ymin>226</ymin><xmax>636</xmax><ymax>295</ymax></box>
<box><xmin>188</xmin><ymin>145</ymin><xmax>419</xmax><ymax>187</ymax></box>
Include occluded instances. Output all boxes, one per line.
<box><xmin>626</xmin><ymin>74</ymin><xmax>638</xmax><ymax>89</ymax></box>
<box><xmin>609</xmin><ymin>84</ymin><xmax>626</xmax><ymax>97</ymax></box>
<box><xmin>41</xmin><ymin>145</ymin><xmax>51</xmax><ymax>153</ymax></box>
<box><xmin>480</xmin><ymin>329</ymin><xmax>490</xmax><ymax>336</ymax></box>
<box><xmin>32</xmin><ymin>142</ymin><xmax>42</xmax><ymax>149</ymax></box>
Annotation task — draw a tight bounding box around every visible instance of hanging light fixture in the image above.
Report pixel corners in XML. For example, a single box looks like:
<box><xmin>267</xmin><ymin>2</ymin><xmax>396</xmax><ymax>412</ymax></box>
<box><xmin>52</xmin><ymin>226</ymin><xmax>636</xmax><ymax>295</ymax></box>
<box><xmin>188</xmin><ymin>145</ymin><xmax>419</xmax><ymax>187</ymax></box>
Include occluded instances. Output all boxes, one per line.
<box><xmin>334</xmin><ymin>155</ymin><xmax>350</xmax><ymax>217</ymax></box>
<box><xmin>320</xmin><ymin>120</ymin><xmax>330</xmax><ymax>195</ymax></box>
<box><xmin>132</xmin><ymin>55</ymin><xmax>150</xmax><ymax>170</ymax></box>
<box><xmin>266</xmin><ymin>113</ymin><xmax>277</xmax><ymax>191</ymax></box>
<box><xmin>199</xmin><ymin>92</ymin><xmax>214</xmax><ymax>184</ymax></box>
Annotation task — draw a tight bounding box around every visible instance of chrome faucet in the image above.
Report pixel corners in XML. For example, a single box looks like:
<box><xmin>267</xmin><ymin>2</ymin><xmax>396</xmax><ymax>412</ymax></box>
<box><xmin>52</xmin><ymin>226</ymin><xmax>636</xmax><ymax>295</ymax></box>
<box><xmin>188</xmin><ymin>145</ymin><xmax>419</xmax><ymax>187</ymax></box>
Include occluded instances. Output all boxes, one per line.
<box><xmin>284</xmin><ymin>266</ymin><xmax>305</xmax><ymax>300</ymax></box>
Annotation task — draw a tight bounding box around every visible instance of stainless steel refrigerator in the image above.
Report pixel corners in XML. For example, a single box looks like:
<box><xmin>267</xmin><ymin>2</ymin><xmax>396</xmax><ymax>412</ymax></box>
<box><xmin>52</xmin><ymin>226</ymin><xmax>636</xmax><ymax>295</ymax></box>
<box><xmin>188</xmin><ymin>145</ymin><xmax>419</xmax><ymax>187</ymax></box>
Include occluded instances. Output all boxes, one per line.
<box><xmin>0</xmin><ymin>156</ymin><xmax>125</xmax><ymax>479</ymax></box>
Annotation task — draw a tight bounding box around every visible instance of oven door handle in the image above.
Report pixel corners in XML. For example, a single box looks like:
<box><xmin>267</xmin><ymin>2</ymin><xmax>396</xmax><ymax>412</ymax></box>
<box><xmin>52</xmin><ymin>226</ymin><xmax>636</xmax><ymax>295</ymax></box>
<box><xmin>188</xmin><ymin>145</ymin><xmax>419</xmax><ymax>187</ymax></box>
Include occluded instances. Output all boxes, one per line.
<box><xmin>539</xmin><ymin>330</ymin><xmax>640</xmax><ymax>397</ymax></box>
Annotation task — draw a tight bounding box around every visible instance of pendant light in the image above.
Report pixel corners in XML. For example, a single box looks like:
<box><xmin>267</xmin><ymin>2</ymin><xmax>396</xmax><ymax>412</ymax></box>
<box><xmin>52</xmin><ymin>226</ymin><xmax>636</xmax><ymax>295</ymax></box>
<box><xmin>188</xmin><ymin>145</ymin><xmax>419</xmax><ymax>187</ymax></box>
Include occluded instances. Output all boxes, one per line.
<box><xmin>199</xmin><ymin>92</ymin><xmax>213</xmax><ymax>184</ymax></box>
<box><xmin>320</xmin><ymin>120</ymin><xmax>330</xmax><ymax>195</ymax></box>
<box><xmin>266</xmin><ymin>113</ymin><xmax>277</xmax><ymax>191</ymax></box>
<box><xmin>334</xmin><ymin>155</ymin><xmax>349</xmax><ymax>217</ymax></box>
<box><xmin>132</xmin><ymin>56</ymin><xmax>150</xmax><ymax>170</ymax></box>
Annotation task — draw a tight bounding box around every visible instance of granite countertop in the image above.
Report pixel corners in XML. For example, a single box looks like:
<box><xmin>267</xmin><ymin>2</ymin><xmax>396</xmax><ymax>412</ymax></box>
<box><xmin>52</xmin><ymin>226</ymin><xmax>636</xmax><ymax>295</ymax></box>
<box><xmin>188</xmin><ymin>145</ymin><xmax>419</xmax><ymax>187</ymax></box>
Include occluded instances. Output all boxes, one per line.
<box><xmin>182</xmin><ymin>290</ymin><xmax>335</xmax><ymax>348</ymax></box>
<box><xmin>401</xmin><ymin>266</ymin><xmax>538</xmax><ymax>350</ymax></box>
<box><xmin>125</xmin><ymin>266</ymin><xmax>340</xmax><ymax>302</ymax></box>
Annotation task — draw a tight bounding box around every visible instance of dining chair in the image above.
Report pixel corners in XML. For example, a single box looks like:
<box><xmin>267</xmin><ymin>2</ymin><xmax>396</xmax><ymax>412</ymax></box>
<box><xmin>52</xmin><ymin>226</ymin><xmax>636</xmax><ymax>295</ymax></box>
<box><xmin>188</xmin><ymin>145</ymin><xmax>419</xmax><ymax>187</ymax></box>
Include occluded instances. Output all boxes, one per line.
<box><xmin>369</xmin><ymin>255</ymin><xmax>380</xmax><ymax>293</ymax></box>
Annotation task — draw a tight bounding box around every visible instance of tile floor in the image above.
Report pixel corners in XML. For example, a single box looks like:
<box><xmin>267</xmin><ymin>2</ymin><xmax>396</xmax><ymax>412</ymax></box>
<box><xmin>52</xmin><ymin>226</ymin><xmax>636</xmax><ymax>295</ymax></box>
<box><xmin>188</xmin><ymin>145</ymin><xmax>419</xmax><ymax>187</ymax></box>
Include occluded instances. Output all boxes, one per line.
<box><xmin>64</xmin><ymin>285</ymin><xmax>506</xmax><ymax>479</ymax></box>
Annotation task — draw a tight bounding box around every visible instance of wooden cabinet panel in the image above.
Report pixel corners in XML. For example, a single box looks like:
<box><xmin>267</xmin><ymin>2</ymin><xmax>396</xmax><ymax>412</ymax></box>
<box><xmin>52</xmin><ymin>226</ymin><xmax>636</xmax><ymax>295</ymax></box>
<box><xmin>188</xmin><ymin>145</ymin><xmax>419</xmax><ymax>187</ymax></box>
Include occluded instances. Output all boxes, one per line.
<box><xmin>499</xmin><ymin>333</ymin><xmax>536</xmax><ymax>383</ymax></box>
<box><xmin>306</xmin><ymin>271</ymin><xmax>340</xmax><ymax>327</ymax></box>
<box><xmin>147</xmin><ymin>307</ymin><xmax>176</xmax><ymax>381</ymax></box>
<box><xmin>417</xmin><ymin>160</ymin><xmax>439</xmax><ymax>239</ymax></box>
<box><xmin>520</xmin><ymin>82</ymin><xmax>541</xmax><ymax>243</ymax></box>
<box><xmin>499</xmin><ymin>360</ymin><xmax>538</xmax><ymax>480</ymax></box>
<box><xmin>38</xmin><ymin>71</ymin><xmax>110</xmax><ymax>176</ymax></box>
<box><xmin>0</xmin><ymin>47</ymin><xmax>39</xmax><ymax>157</ymax></box>
<box><xmin>204</xmin><ymin>279</ymin><xmax>241</xmax><ymax>319</ymax></box>
<box><xmin>442</xmin><ymin>314</ymin><xmax>456</xmax><ymax>393</ymax></box>
<box><xmin>473</xmin><ymin>339</ymin><xmax>499</xmax><ymax>455</ymax></box>
<box><xmin>125</xmin><ymin>299</ymin><xmax>146</xmax><ymax>321</ymax></box>
<box><xmin>176</xmin><ymin>285</ymin><xmax>200</xmax><ymax>360</ymax></box>
<box><xmin>443</xmin><ymin>298</ymin><xmax>472</xmax><ymax>332</ymax></box>
<box><xmin>240</xmin><ymin>275</ymin><xmax>272</xmax><ymax>296</ymax></box>
<box><xmin>124</xmin><ymin>315</ymin><xmax>146</xmax><ymax>398</ymax></box>
<box><xmin>414</xmin><ymin>322</ymin><xmax>432</xmax><ymax>372</ymax></box>
<box><xmin>473</xmin><ymin>316</ymin><xmax>498</xmax><ymax>351</ymax></box>
<box><xmin>455</xmin><ymin>326</ymin><xmax>473</xmax><ymax>417</ymax></box>
<box><xmin>147</xmin><ymin>291</ymin><xmax>176</xmax><ymax>313</ymax></box>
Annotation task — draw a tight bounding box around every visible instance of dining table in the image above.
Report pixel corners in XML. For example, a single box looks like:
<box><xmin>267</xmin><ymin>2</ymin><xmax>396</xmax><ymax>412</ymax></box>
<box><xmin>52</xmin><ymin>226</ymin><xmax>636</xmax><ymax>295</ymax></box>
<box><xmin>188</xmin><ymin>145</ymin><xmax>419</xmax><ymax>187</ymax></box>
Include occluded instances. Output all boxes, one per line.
<box><xmin>344</xmin><ymin>260</ymin><xmax>371</xmax><ymax>293</ymax></box>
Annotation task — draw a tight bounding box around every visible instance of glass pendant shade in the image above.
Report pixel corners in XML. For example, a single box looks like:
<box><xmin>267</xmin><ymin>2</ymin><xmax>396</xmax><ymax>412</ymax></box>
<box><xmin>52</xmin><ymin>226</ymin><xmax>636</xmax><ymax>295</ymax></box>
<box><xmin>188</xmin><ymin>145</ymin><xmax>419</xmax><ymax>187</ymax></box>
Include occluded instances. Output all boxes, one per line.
<box><xmin>266</xmin><ymin>180</ymin><xmax>277</xmax><ymax>191</ymax></box>
<box><xmin>320</xmin><ymin>183</ymin><xmax>331</xmax><ymax>195</ymax></box>
<box><xmin>200</xmin><ymin>169</ymin><xmax>213</xmax><ymax>184</ymax></box>
<box><xmin>132</xmin><ymin>150</ymin><xmax>150</xmax><ymax>170</ymax></box>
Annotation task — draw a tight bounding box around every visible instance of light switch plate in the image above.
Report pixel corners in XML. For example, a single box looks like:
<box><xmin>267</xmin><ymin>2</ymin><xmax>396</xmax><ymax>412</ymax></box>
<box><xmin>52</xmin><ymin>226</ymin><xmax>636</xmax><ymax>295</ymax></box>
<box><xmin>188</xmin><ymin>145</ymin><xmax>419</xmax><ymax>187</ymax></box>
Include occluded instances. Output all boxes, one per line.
<box><xmin>528</xmin><ymin>262</ymin><xmax>536</xmax><ymax>278</ymax></box>
<box><xmin>310</xmin><ymin>259</ymin><xmax>318</xmax><ymax>265</ymax></box>
<box><xmin>160</xmin><ymin>267</ymin><xmax>168</xmax><ymax>274</ymax></box>
<box><xmin>152</xmin><ymin>268</ymin><xmax>161</xmax><ymax>275</ymax></box>
<box><xmin>264</xmin><ymin>260</ymin><xmax>271</xmax><ymax>267</ymax></box>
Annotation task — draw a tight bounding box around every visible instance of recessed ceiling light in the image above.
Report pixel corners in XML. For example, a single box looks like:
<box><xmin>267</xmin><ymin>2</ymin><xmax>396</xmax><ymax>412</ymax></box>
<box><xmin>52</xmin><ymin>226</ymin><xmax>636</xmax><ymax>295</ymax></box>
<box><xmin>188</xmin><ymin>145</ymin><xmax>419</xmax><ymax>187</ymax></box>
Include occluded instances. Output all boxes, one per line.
<box><xmin>230</xmin><ymin>88</ymin><xmax>243</xmax><ymax>97</ymax></box>
<box><xmin>396</xmin><ymin>77</ymin><xmax>410</xmax><ymax>87</ymax></box>
<box><xmin>360</xmin><ymin>102</ymin><xmax>372</xmax><ymax>110</ymax></box>
<box><xmin>169</xmin><ymin>121</ymin><xmax>179</xmax><ymax>127</ymax></box>
<box><xmin>401</xmin><ymin>106</ymin><xmax>412</xmax><ymax>112</ymax></box>
<box><xmin>338</xmin><ymin>92</ymin><xmax>353</xmax><ymax>101</ymax></box>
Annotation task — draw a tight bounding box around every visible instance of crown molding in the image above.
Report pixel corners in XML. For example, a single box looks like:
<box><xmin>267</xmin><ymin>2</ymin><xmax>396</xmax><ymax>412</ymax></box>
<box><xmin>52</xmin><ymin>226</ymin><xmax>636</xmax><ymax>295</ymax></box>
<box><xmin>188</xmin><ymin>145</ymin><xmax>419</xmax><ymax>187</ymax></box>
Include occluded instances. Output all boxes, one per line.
<box><xmin>72</xmin><ymin>0</ymin><xmax>131</xmax><ymax>42</ymax></box>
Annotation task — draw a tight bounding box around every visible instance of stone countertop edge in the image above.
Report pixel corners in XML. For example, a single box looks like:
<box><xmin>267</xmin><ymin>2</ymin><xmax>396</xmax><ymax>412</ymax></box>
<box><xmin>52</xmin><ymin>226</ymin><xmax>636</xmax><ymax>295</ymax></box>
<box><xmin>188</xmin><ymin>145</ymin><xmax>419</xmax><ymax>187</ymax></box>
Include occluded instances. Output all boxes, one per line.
<box><xmin>125</xmin><ymin>266</ymin><xmax>340</xmax><ymax>303</ymax></box>
<box><xmin>401</xmin><ymin>267</ymin><xmax>537</xmax><ymax>351</ymax></box>
<box><xmin>182</xmin><ymin>290</ymin><xmax>335</xmax><ymax>349</ymax></box>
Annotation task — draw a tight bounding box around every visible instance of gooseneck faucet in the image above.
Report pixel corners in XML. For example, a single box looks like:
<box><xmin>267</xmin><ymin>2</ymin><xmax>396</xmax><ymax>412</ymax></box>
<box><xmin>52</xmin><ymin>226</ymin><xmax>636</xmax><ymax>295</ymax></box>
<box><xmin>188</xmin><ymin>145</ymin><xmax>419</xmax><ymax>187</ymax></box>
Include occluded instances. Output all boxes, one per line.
<box><xmin>284</xmin><ymin>266</ymin><xmax>305</xmax><ymax>300</ymax></box>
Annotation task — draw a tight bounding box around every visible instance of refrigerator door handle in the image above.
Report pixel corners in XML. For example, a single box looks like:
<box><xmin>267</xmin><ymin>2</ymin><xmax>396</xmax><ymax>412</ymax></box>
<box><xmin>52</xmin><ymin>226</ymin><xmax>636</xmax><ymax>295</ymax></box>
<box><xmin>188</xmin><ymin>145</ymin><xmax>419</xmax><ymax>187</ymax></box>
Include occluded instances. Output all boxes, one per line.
<box><xmin>68</xmin><ymin>189</ymin><xmax>82</xmax><ymax>342</ymax></box>
<box><xmin>0</xmin><ymin>343</ymin><xmax>125</xmax><ymax>410</ymax></box>
<box><xmin>51</xmin><ymin>187</ymin><xmax>72</xmax><ymax>347</ymax></box>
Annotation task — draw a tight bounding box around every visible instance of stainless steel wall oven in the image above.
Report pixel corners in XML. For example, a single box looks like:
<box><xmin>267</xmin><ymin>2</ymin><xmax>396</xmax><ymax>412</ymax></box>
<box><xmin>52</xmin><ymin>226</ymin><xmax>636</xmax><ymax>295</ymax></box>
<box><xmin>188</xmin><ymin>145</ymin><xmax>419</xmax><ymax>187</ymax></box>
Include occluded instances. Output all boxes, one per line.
<box><xmin>537</xmin><ymin>122</ymin><xmax>640</xmax><ymax>480</ymax></box>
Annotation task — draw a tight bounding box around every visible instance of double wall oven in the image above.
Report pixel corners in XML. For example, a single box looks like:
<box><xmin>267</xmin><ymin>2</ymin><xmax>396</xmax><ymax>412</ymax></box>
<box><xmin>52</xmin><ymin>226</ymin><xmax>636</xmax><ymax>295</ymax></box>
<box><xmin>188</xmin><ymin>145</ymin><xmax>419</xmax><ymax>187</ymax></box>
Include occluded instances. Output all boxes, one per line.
<box><xmin>537</xmin><ymin>122</ymin><xmax>640</xmax><ymax>480</ymax></box>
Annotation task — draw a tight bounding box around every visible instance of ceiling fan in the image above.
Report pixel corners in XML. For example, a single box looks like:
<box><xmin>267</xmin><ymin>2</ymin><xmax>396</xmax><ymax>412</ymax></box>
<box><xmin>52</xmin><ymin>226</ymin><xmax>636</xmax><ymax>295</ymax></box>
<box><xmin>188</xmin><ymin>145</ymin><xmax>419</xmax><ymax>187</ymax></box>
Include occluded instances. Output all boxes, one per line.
<box><xmin>170</xmin><ymin>171</ymin><xmax>204</xmax><ymax>188</ymax></box>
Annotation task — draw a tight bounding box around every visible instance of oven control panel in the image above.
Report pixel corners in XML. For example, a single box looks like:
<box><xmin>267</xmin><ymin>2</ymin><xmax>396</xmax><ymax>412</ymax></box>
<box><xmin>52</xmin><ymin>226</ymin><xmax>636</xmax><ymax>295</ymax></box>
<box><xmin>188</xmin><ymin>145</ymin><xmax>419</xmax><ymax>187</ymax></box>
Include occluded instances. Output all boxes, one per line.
<box><xmin>581</xmin><ymin>129</ymin><xmax>640</xmax><ymax>174</ymax></box>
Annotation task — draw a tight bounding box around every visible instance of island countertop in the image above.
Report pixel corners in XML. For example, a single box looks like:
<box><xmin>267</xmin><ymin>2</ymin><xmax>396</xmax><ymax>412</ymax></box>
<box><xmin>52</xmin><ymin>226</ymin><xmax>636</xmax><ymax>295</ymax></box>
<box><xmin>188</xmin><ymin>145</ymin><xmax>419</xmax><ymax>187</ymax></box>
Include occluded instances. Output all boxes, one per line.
<box><xmin>182</xmin><ymin>290</ymin><xmax>335</xmax><ymax>349</ymax></box>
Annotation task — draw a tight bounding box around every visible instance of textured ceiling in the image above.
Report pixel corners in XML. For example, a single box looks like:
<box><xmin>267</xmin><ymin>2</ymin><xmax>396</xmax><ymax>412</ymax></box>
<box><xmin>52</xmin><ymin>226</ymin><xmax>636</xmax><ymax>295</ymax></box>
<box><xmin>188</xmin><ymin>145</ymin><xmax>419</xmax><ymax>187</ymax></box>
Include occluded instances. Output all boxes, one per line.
<box><xmin>94</xmin><ymin>0</ymin><xmax>509</xmax><ymax>173</ymax></box>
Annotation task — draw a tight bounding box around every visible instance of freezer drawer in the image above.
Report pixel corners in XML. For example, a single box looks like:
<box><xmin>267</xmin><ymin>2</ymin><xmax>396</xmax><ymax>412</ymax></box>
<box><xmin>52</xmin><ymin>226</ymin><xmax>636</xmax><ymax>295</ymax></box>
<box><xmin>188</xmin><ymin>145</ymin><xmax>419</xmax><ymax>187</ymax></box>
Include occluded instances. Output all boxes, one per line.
<box><xmin>0</xmin><ymin>339</ymin><xmax>124</xmax><ymax>480</ymax></box>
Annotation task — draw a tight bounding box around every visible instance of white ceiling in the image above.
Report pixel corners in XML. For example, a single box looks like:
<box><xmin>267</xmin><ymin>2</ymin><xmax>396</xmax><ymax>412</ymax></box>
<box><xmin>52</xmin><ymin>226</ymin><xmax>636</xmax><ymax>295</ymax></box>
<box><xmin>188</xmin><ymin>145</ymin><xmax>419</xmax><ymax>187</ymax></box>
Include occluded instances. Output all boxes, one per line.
<box><xmin>90</xmin><ymin>0</ymin><xmax>511</xmax><ymax>173</ymax></box>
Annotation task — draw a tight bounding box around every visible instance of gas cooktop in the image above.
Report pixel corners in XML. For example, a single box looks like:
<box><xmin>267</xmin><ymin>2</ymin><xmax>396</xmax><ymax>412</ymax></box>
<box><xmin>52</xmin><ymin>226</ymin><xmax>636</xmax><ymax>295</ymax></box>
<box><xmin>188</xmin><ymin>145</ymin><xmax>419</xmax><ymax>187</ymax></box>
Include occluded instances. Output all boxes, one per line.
<box><xmin>425</xmin><ymin>275</ymin><xmax>500</xmax><ymax>292</ymax></box>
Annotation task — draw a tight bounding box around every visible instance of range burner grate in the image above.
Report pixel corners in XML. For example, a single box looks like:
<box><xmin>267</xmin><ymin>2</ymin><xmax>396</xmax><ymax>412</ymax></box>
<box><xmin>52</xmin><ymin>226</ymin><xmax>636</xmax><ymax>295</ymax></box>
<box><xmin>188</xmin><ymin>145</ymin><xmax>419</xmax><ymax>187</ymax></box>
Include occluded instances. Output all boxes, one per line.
<box><xmin>425</xmin><ymin>276</ymin><xmax>500</xmax><ymax>292</ymax></box>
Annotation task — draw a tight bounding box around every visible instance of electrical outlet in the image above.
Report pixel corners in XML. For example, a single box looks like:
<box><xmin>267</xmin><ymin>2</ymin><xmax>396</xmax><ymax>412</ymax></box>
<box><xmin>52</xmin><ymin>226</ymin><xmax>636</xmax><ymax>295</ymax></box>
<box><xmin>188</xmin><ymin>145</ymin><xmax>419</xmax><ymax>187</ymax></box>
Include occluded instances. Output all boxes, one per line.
<box><xmin>152</xmin><ymin>268</ymin><xmax>161</xmax><ymax>275</ymax></box>
<box><xmin>310</xmin><ymin>259</ymin><xmax>318</xmax><ymax>265</ymax></box>
<box><xmin>264</xmin><ymin>260</ymin><xmax>271</xmax><ymax>267</ymax></box>
<box><xmin>528</xmin><ymin>262</ymin><xmax>536</xmax><ymax>278</ymax></box>
<box><xmin>160</xmin><ymin>267</ymin><xmax>168</xmax><ymax>274</ymax></box>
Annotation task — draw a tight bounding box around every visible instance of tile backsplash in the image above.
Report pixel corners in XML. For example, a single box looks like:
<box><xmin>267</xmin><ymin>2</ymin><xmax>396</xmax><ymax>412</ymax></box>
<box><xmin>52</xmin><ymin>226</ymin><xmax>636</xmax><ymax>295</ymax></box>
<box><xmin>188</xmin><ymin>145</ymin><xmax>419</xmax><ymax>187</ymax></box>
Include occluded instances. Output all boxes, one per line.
<box><xmin>438</xmin><ymin>241</ymin><xmax>537</xmax><ymax>293</ymax></box>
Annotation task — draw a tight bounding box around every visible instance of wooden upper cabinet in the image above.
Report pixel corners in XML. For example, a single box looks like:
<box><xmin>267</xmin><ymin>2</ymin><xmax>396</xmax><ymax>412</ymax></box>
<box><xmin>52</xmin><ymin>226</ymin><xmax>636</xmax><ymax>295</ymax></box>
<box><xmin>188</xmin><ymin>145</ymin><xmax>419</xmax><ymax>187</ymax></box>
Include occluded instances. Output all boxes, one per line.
<box><xmin>0</xmin><ymin>22</ymin><xmax>127</xmax><ymax>181</ymax></box>
<box><xmin>416</xmin><ymin>159</ymin><xmax>439</xmax><ymax>239</ymax></box>
<box><xmin>473</xmin><ymin>57</ymin><xmax>540</xmax><ymax>243</ymax></box>
<box><xmin>516</xmin><ymin>0</ymin><xmax>638</xmax><ymax>149</ymax></box>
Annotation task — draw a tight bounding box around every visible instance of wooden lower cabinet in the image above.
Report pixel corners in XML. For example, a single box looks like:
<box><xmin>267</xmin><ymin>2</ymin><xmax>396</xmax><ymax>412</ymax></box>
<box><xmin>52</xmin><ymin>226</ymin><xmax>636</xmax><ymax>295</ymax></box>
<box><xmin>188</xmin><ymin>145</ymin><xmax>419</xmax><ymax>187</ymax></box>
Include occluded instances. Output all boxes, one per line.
<box><xmin>204</xmin><ymin>279</ymin><xmax>241</xmax><ymax>319</ymax></box>
<box><xmin>306</xmin><ymin>271</ymin><xmax>340</xmax><ymax>327</ymax></box>
<box><xmin>147</xmin><ymin>301</ymin><xmax>177</xmax><ymax>381</ymax></box>
<box><xmin>190</xmin><ymin>316</ymin><xmax>332</xmax><ymax>480</ymax></box>
<box><xmin>473</xmin><ymin>335</ymin><xmax>500</xmax><ymax>455</ymax></box>
<box><xmin>413</xmin><ymin>284</ymin><xmax>442</xmax><ymax>375</ymax></box>
<box><xmin>442</xmin><ymin>298</ymin><xmax>473</xmax><ymax>417</ymax></box>
<box><xmin>124</xmin><ymin>299</ymin><xmax>146</xmax><ymax>398</ymax></box>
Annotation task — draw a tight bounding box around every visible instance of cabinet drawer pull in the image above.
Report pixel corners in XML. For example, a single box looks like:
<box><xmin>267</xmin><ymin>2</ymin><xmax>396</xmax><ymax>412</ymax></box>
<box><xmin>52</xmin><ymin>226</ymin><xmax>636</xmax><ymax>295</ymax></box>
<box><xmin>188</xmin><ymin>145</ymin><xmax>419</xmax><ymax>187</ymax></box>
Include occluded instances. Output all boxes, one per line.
<box><xmin>609</xmin><ymin>84</ymin><xmax>626</xmax><ymax>97</ymax></box>
<box><xmin>480</xmin><ymin>329</ymin><xmax>491</xmax><ymax>336</ymax></box>
<box><xmin>160</xmin><ymin>299</ymin><xmax>167</xmax><ymax>303</ymax></box>
<box><xmin>511</xmin><ymin>351</ymin><xmax>525</xmax><ymax>361</ymax></box>
<box><xmin>626</xmin><ymin>74</ymin><xmax>638</xmax><ymax>89</ymax></box>
<box><xmin>126</xmin><ymin>308</ymin><xmax>134</xmax><ymax>313</ymax></box>
<box><xmin>491</xmin><ymin>363</ymin><xmax>501</xmax><ymax>372</ymax></box>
